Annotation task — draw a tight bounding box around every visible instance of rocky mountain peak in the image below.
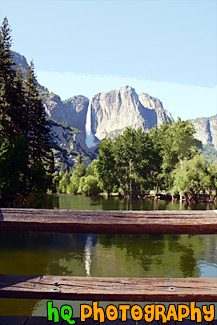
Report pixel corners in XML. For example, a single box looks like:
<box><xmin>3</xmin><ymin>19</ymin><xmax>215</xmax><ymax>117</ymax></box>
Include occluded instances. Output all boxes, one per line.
<box><xmin>189</xmin><ymin>114</ymin><xmax>217</xmax><ymax>150</ymax></box>
<box><xmin>64</xmin><ymin>95</ymin><xmax>89</xmax><ymax>114</ymax></box>
<box><xmin>139</xmin><ymin>93</ymin><xmax>163</xmax><ymax>110</ymax></box>
<box><xmin>12</xmin><ymin>51</ymin><xmax>28</xmax><ymax>76</ymax></box>
<box><xmin>89</xmin><ymin>86</ymin><xmax>173</xmax><ymax>141</ymax></box>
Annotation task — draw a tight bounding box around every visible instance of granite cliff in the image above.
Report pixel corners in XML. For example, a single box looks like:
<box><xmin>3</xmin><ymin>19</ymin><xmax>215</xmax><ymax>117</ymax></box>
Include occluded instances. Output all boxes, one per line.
<box><xmin>189</xmin><ymin>115</ymin><xmax>217</xmax><ymax>150</ymax></box>
<box><xmin>88</xmin><ymin>86</ymin><xmax>172</xmax><ymax>143</ymax></box>
<box><xmin>12</xmin><ymin>51</ymin><xmax>217</xmax><ymax>167</ymax></box>
<box><xmin>43</xmin><ymin>85</ymin><xmax>173</xmax><ymax>149</ymax></box>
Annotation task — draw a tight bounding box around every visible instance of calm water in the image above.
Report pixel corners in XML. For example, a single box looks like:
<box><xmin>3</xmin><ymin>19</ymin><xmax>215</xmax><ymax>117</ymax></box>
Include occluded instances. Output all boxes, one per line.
<box><xmin>1</xmin><ymin>194</ymin><xmax>217</xmax><ymax>316</ymax></box>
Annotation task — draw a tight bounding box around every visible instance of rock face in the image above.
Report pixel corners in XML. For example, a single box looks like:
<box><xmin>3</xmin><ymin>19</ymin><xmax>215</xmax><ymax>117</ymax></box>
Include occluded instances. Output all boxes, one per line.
<box><xmin>90</xmin><ymin>86</ymin><xmax>173</xmax><ymax>142</ymax></box>
<box><xmin>44</xmin><ymin>94</ymin><xmax>89</xmax><ymax>133</ymax></box>
<box><xmin>44</xmin><ymin>85</ymin><xmax>173</xmax><ymax>149</ymax></box>
<box><xmin>12</xmin><ymin>52</ymin><xmax>29</xmax><ymax>76</ymax></box>
<box><xmin>44</xmin><ymin>94</ymin><xmax>97</xmax><ymax>168</ymax></box>
<box><xmin>139</xmin><ymin>93</ymin><xmax>173</xmax><ymax>126</ymax></box>
<box><xmin>12</xmin><ymin>51</ymin><xmax>216</xmax><ymax>167</ymax></box>
<box><xmin>189</xmin><ymin>115</ymin><xmax>217</xmax><ymax>150</ymax></box>
<box><xmin>49</xmin><ymin>120</ymin><xmax>95</xmax><ymax>169</ymax></box>
<box><xmin>43</xmin><ymin>85</ymin><xmax>216</xmax><ymax>158</ymax></box>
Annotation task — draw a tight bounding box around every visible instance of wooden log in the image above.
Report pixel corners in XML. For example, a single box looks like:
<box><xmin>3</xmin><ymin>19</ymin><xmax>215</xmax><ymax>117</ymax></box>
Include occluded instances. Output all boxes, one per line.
<box><xmin>1</xmin><ymin>274</ymin><xmax>217</xmax><ymax>302</ymax></box>
<box><xmin>0</xmin><ymin>208</ymin><xmax>217</xmax><ymax>234</ymax></box>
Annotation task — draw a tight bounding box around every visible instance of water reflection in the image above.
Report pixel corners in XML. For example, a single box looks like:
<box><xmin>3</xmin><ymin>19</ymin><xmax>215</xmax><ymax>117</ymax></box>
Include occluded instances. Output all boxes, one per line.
<box><xmin>2</xmin><ymin>231</ymin><xmax>216</xmax><ymax>279</ymax></box>
<box><xmin>23</xmin><ymin>193</ymin><xmax>217</xmax><ymax>211</ymax></box>
<box><xmin>84</xmin><ymin>234</ymin><xmax>97</xmax><ymax>277</ymax></box>
<box><xmin>1</xmin><ymin>194</ymin><xmax>217</xmax><ymax>316</ymax></box>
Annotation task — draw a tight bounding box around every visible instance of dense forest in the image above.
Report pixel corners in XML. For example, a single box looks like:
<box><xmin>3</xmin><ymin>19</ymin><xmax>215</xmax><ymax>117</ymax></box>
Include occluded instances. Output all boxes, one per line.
<box><xmin>0</xmin><ymin>17</ymin><xmax>217</xmax><ymax>206</ymax></box>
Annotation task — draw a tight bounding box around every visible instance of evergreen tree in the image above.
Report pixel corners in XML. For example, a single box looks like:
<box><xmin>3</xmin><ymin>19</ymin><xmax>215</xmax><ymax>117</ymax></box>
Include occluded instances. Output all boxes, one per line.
<box><xmin>0</xmin><ymin>17</ymin><xmax>54</xmax><ymax>203</ymax></box>
<box><xmin>0</xmin><ymin>16</ymin><xmax>16</xmax><ymax>139</ymax></box>
<box><xmin>14</xmin><ymin>64</ymin><xmax>28</xmax><ymax>133</ymax></box>
<box><xmin>0</xmin><ymin>17</ymin><xmax>28</xmax><ymax>202</ymax></box>
<box><xmin>24</xmin><ymin>61</ymin><xmax>54</xmax><ymax>193</ymax></box>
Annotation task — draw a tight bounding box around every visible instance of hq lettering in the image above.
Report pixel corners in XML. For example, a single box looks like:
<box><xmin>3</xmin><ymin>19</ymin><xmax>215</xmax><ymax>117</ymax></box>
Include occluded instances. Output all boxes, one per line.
<box><xmin>47</xmin><ymin>301</ymin><xmax>75</xmax><ymax>324</ymax></box>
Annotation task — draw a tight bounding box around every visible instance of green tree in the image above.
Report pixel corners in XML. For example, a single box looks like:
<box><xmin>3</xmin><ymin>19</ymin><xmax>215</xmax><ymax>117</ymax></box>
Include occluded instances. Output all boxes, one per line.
<box><xmin>172</xmin><ymin>155</ymin><xmax>212</xmax><ymax>202</ymax></box>
<box><xmin>0</xmin><ymin>17</ymin><xmax>54</xmax><ymax>203</ymax></box>
<box><xmin>86</xmin><ymin>159</ymin><xmax>99</xmax><ymax>177</ymax></box>
<box><xmin>0</xmin><ymin>17</ymin><xmax>29</xmax><ymax>202</ymax></box>
<box><xmin>24</xmin><ymin>61</ymin><xmax>54</xmax><ymax>193</ymax></box>
<box><xmin>78</xmin><ymin>175</ymin><xmax>100</xmax><ymax>195</ymax></box>
<box><xmin>207</xmin><ymin>162</ymin><xmax>217</xmax><ymax>199</ymax></box>
<box><xmin>148</xmin><ymin>125</ymin><xmax>164</xmax><ymax>195</ymax></box>
<box><xmin>67</xmin><ymin>159</ymin><xmax>86</xmax><ymax>194</ymax></box>
<box><xmin>58</xmin><ymin>170</ymin><xmax>70</xmax><ymax>193</ymax></box>
<box><xmin>152</xmin><ymin>119</ymin><xmax>202</xmax><ymax>191</ymax></box>
<box><xmin>0</xmin><ymin>136</ymin><xmax>27</xmax><ymax>202</ymax></box>
<box><xmin>97</xmin><ymin>138</ymin><xmax>117</xmax><ymax>196</ymax></box>
<box><xmin>113</xmin><ymin>127</ymin><xmax>155</xmax><ymax>198</ymax></box>
<box><xmin>14</xmin><ymin>64</ymin><xmax>28</xmax><ymax>133</ymax></box>
<box><xmin>0</xmin><ymin>17</ymin><xmax>17</xmax><ymax>140</ymax></box>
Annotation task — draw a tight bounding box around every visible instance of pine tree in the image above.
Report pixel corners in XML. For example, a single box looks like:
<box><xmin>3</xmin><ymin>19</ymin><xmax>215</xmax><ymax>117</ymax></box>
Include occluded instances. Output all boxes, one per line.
<box><xmin>0</xmin><ymin>17</ymin><xmax>55</xmax><ymax>202</ymax></box>
<box><xmin>0</xmin><ymin>17</ymin><xmax>28</xmax><ymax>202</ymax></box>
<box><xmin>24</xmin><ymin>61</ymin><xmax>54</xmax><ymax>193</ymax></box>
<box><xmin>0</xmin><ymin>17</ymin><xmax>17</xmax><ymax>139</ymax></box>
<box><xmin>14</xmin><ymin>64</ymin><xmax>28</xmax><ymax>133</ymax></box>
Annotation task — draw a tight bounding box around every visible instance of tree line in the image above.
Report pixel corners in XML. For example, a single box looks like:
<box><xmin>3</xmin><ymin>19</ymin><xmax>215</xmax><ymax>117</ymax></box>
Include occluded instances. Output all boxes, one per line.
<box><xmin>0</xmin><ymin>17</ymin><xmax>54</xmax><ymax>205</ymax></box>
<box><xmin>56</xmin><ymin>121</ymin><xmax>217</xmax><ymax>203</ymax></box>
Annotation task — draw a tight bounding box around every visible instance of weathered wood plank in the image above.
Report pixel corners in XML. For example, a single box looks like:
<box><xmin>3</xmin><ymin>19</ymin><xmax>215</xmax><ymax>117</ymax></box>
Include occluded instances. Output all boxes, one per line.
<box><xmin>1</xmin><ymin>275</ymin><xmax>217</xmax><ymax>302</ymax></box>
<box><xmin>0</xmin><ymin>208</ymin><xmax>217</xmax><ymax>234</ymax></box>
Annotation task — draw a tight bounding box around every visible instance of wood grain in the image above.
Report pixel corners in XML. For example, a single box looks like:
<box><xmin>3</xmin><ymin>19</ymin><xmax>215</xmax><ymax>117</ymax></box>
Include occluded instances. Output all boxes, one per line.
<box><xmin>0</xmin><ymin>208</ymin><xmax>217</xmax><ymax>234</ymax></box>
<box><xmin>1</xmin><ymin>274</ymin><xmax>217</xmax><ymax>302</ymax></box>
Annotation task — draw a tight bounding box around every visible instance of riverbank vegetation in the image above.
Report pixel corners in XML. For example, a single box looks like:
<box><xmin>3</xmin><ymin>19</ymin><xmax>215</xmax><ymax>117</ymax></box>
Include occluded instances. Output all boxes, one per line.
<box><xmin>55</xmin><ymin>122</ymin><xmax>217</xmax><ymax>203</ymax></box>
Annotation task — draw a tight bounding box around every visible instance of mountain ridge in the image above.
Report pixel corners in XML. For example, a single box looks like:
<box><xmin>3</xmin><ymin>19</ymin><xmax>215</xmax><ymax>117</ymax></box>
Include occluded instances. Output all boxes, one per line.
<box><xmin>12</xmin><ymin>51</ymin><xmax>217</xmax><ymax>168</ymax></box>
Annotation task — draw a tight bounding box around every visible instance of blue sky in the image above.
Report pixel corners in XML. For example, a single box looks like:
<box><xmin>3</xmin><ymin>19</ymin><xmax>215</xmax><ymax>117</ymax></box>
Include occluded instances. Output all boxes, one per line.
<box><xmin>0</xmin><ymin>0</ymin><xmax>216</xmax><ymax>120</ymax></box>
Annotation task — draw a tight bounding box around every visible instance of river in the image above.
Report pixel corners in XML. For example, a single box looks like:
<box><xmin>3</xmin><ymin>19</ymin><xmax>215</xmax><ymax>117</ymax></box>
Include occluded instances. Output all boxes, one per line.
<box><xmin>1</xmin><ymin>194</ymin><xmax>217</xmax><ymax>316</ymax></box>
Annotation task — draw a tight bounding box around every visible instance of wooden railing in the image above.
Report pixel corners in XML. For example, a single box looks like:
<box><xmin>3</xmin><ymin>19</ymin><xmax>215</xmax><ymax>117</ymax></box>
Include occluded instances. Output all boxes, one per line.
<box><xmin>0</xmin><ymin>208</ymin><xmax>217</xmax><ymax>302</ymax></box>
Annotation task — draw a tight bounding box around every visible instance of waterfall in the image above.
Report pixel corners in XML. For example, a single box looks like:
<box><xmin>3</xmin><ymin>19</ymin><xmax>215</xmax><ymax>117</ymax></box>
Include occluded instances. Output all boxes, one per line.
<box><xmin>85</xmin><ymin>100</ymin><xmax>95</xmax><ymax>148</ymax></box>
<box><xmin>84</xmin><ymin>234</ymin><xmax>93</xmax><ymax>277</ymax></box>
